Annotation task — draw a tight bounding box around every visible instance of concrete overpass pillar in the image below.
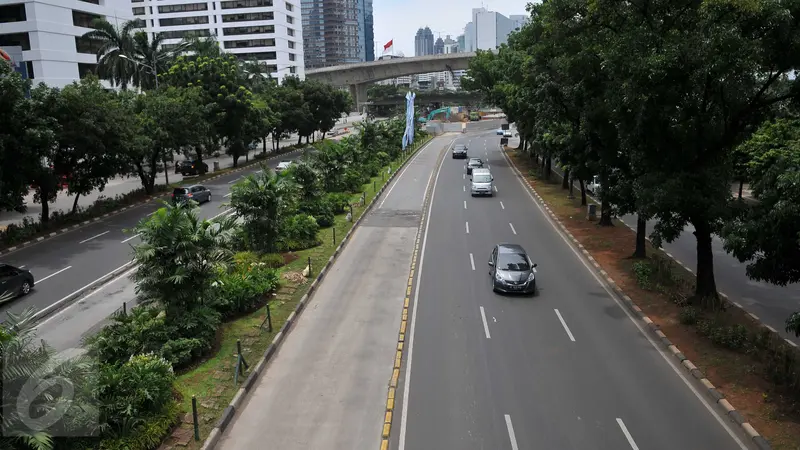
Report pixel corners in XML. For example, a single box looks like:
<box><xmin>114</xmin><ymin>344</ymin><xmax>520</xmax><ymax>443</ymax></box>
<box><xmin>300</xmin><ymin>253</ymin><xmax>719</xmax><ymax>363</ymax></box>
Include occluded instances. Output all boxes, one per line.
<box><xmin>349</xmin><ymin>83</ymin><xmax>369</xmax><ymax>113</ymax></box>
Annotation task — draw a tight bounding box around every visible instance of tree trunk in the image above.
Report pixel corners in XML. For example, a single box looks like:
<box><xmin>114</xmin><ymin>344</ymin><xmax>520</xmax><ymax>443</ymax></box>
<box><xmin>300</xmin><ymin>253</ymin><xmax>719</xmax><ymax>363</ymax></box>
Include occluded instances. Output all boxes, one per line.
<box><xmin>322</xmin><ymin>131</ymin><xmax>327</xmax><ymax>140</ymax></box>
<box><xmin>599</xmin><ymin>199</ymin><xmax>614</xmax><ymax>226</ymax></box>
<box><xmin>692</xmin><ymin>217</ymin><xmax>720</xmax><ymax>309</ymax></box>
<box><xmin>40</xmin><ymin>189</ymin><xmax>50</xmax><ymax>226</ymax></box>
<box><xmin>71</xmin><ymin>194</ymin><xmax>81</xmax><ymax>214</ymax></box>
<box><xmin>568</xmin><ymin>176</ymin><xmax>575</xmax><ymax>198</ymax></box>
<box><xmin>544</xmin><ymin>157</ymin><xmax>552</xmax><ymax>180</ymax></box>
<box><xmin>136</xmin><ymin>164</ymin><xmax>151</xmax><ymax>194</ymax></box>
<box><xmin>162</xmin><ymin>155</ymin><xmax>170</xmax><ymax>186</ymax></box>
<box><xmin>262</xmin><ymin>136</ymin><xmax>268</xmax><ymax>155</ymax></box>
<box><xmin>579</xmin><ymin>179</ymin><xmax>587</xmax><ymax>206</ymax></box>
<box><xmin>561</xmin><ymin>168</ymin><xmax>570</xmax><ymax>189</ymax></box>
<box><xmin>194</xmin><ymin>145</ymin><xmax>204</xmax><ymax>167</ymax></box>
<box><xmin>632</xmin><ymin>214</ymin><xmax>647</xmax><ymax>258</ymax></box>
<box><xmin>297</xmin><ymin>134</ymin><xmax>302</xmax><ymax>145</ymax></box>
<box><xmin>738</xmin><ymin>180</ymin><xmax>744</xmax><ymax>199</ymax></box>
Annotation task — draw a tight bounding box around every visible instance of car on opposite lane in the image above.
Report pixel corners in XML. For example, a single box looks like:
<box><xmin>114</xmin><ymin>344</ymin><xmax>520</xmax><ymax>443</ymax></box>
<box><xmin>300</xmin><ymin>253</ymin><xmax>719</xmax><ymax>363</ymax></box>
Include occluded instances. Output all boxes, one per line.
<box><xmin>177</xmin><ymin>159</ymin><xmax>209</xmax><ymax>176</ymax></box>
<box><xmin>503</xmin><ymin>129</ymin><xmax>513</xmax><ymax>138</ymax></box>
<box><xmin>496</xmin><ymin>128</ymin><xmax>504</xmax><ymax>135</ymax></box>
<box><xmin>452</xmin><ymin>144</ymin><xmax>468</xmax><ymax>159</ymax></box>
<box><xmin>489</xmin><ymin>244</ymin><xmax>537</xmax><ymax>295</ymax></box>
<box><xmin>0</xmin><ymin>263</ymin><xmax>35</xmax><ymax>301</ymax></box>
<box><xmin>276</xmin><ymin>161</ymin><xmax>294</xmax><ymax>173</ymax></box>
<box><xmin>172</xmin><ymin>185</ymin><xmax>212</xmax><ymax>204</ymax></box>
<box><xmin>466</xmin><ymin>158</ymin><xmax>483</xmax><ymax>175</ymax></box>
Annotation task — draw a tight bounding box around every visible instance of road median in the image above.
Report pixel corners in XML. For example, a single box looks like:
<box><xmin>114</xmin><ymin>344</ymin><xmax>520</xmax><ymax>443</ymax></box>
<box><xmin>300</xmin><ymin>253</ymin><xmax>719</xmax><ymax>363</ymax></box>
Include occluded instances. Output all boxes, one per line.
<box><xmin>503</xmin><ymin>147</ymin><xmax>800</xmax><ymax>449</ymax></box>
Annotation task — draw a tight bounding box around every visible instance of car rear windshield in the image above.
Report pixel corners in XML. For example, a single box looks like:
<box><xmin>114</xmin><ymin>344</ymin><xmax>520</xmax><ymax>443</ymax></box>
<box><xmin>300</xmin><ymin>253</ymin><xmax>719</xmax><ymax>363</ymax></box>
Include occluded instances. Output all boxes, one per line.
<box><xmin>498</xmin><ymin>252</ymin><xmax>530</xmax><ymax>271</ymax></box>
<box><xmin>173</xmin><ymin>188</ymin><xmax>187</xmax><ymax>195</ymax></box>
<box><xmin>473</xmin><ymin>174</ymin><xmax>491</xmax><ymax>183</ymax></box>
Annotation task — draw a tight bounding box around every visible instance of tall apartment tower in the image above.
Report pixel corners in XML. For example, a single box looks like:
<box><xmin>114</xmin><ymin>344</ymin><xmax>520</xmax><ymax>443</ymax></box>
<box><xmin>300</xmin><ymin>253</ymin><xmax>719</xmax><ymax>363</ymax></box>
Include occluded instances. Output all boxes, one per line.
<box><xmin>134</xmin><ymin>0</ymin><xmax>303</xmax><ymax>80</ymax></box>
<box><xmin>463</xmin><ymin>7</ymin><xmax>528</xmax><ymax>51</ymax></box>
<box><xmin>0</xmin><ymin>0</ymin><xmax>133</xmax><ymax>87</ymax></box>
<box><xmin>434</xmin><ymin>36</ymin><xmax>444</xmax><ymax>54</ymax></box>
<box><xmin>302</xmin><ymin>0</ymin><xmax>373</xmax><ymax>69</ymax></box>
<box><xmin>414</xmin><ymin>26</ymin><xmax>433</xmax><ymax>56</ymax></box>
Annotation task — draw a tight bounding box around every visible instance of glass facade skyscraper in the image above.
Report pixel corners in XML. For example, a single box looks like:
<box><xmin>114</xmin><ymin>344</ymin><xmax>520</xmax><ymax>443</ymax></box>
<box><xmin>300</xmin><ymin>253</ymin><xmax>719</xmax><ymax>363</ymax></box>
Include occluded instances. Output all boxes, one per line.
<box><xmin>302</xmin><ymin>0</ymin><xmax>373</xmax><ymax>69</ymax></box>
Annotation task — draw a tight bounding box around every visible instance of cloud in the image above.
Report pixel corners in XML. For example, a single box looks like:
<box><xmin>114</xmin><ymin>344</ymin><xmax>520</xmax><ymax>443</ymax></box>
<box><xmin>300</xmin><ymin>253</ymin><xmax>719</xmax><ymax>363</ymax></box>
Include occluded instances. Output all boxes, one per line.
<box><xmin>373</xmin><ymin>0</ymin><xmax>533</xmax><ymax>56</ymax></box>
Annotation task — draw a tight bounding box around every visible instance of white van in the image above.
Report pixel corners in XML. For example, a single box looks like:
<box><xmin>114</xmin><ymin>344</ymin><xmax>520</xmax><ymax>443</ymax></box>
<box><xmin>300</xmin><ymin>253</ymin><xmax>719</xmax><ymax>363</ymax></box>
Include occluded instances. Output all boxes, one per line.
<box><xmin>470</xmin><ymin>168</ymin><xmax>493</xmax><ymax>197</ymax></box>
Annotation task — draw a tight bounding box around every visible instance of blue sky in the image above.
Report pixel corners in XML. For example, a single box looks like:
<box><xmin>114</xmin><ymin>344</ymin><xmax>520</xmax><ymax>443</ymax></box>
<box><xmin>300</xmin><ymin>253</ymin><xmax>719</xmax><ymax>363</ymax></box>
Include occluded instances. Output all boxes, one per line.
<box><xmin>372</xmin><ymin>0</ymin><xmax>534</xmax><ymax>56</ymax></box>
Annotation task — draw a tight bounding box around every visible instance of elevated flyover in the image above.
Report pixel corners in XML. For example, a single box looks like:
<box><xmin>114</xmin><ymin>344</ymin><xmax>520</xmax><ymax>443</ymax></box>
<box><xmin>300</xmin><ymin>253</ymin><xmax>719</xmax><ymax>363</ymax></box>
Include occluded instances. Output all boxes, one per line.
<box><xmin>305</xmin><ymin>53</ymin><xmax>476</xmax><ymax>111</ymax></box>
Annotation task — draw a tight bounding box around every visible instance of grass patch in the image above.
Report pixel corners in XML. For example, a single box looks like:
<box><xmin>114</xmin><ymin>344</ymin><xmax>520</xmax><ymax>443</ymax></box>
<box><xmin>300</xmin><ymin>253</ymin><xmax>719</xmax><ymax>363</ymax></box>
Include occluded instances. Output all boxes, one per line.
<box><xmin>505</xmin><ymin>148</ymin><xmax>800</xmax><ymax>449</ymax></box>
<box><xmin>170</xmin><ymin>137</ymin><xmax>431</xmax><ymax>449</ymax></box>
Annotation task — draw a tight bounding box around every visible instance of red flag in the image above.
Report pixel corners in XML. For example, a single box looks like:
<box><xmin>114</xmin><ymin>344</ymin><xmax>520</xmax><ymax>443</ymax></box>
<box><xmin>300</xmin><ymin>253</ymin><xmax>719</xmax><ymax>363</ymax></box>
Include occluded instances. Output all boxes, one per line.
<box><xmin>383</xmin><ymin>40</ymin><xmax>393</xmax><ymax>51</ymax></box>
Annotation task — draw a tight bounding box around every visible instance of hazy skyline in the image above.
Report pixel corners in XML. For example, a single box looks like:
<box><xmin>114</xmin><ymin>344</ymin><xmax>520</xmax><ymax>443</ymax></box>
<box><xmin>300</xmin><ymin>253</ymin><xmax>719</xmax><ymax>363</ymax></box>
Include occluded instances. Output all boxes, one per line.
<box><xmin>372</xmin><ymin>0</ymin><xmax>534</xmax><ymax>56</ymax></box>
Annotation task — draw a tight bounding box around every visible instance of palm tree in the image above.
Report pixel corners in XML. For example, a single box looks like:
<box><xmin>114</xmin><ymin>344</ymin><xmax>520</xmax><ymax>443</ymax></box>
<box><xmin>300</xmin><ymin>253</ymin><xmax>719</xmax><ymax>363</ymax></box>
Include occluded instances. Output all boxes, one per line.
<box><xmin>181</xmin><ymin>34</ymin><xmax>222</xmax><ymax>60</ymax></box>
<box><xmin>240</xmin><ymin>58</ymin><xmax>275</xmax><ymax>93</ymax></box>
<box><xmin>131</xmin><ymin>202</ymin><xmax>237</xmax><ymax>315</ymax></box>
<box><xmin>228</xmin><ymin>165</ymin><xmax>297</xmax><ymax>253</ymax></box>
<box><xmin>81</xmin><ymin>19</ymin><xmax>138</xmax><ymax>90</ymax></box>
<box><xmin>131</xmin><ymin>31</ymin><xmax>188</xmax><ymax>90</ymax></box>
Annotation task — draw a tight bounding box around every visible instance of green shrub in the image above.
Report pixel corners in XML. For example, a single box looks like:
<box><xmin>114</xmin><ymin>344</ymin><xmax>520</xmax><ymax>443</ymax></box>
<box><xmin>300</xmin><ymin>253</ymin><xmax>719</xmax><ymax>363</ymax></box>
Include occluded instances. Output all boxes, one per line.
<box><xmin>87</xmin><ymin>305</ymin><xmax>219</xmax><ymax>369</ymax></box>
<box><xmin>343</xmin><ymin>168</ymin><xmax>368</xmax><ymax>192</ymax></box>
<box><xmin>99</xmin><ymin>401</ymin><xmax>180</xmax><ymax>450</ymax></box>
<box><xmin>99</xmin><ymin>354</ymin><xmax>175</xmax><ymax>426</ymax></box>
<box><xmin>696</xmin><ymin>320</ymin><xmax>749</xmax><ymax>351</ymax></box>
<box><xmin>375</xmin><ymin>151</ymin><xmax>390</xmax><ymax>167</ymax></box>
<box><xmin>233</xmin><ymin>251</ymin><xmax>261</xmax><ymax>267</ymax></box>
<box><xmin>632</xmin><ymin>261</ymin><xmax>653</xmax><ymax>289</ymax></box>
<box><xmin>279</xmin><ymin>214</ymin><xmax>321</xmax><ymax>251</ymax></box>
<box><xmin>326</xmin><ymin>192</ymin><xmax>351</xmax><ymax>214</ymax></box>
<box><xmin>679</xmin><ymin>306</ymin><xmax>699</xmax><ymax>325</ymax></box>
<box><xmin>299</xmin><ymin>197</ymin><xmax>335</xmax><ymax>227</ymax></box>
<box><xmin>261</xmin><ymin>253</ymin><xmax>286</xmax><ymax>268</ymax></box>
<box><xmin>213</xmin><ymin>263</ymin><xmax>280</xmax><ymax>317</ymax></box>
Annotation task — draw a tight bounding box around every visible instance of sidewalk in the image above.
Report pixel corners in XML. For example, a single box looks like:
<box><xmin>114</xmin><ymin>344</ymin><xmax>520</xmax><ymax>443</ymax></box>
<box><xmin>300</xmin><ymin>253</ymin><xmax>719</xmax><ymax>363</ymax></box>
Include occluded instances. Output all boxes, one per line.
<box><xmin>0</xmin><ymin>117</ymin><xmax>366</xmax><ymax>229</ymax></box>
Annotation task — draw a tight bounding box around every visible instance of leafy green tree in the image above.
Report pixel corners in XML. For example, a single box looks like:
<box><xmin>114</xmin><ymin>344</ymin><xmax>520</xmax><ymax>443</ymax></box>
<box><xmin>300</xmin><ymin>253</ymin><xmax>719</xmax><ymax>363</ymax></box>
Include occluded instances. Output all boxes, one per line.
<box><xmin>592</xmin><ymin>0</ymin><xmax>800</xmax><ymax>306</ymax></box>
<box><xmin>81</xmin><ymin>19</ymin><xmax>138</xmax><ymax>90</ymax></box>
<box><xmin>131</xmin><ymin>31</ymin><xmax>186</xmax><ymax>90</ymax></box>
<box><xmin>0</xmin><ymin>63</ymin><xmax>34</xmax><ymax>212</ymax></box>
<box><xmin>53</xmin><ymin>77</ymin><xmax>127</xmax><ymax>213</ymax></box>
<box><xmin>228</xmin><ymin>166</ymin><xmax>297</xmax><ymax>253</ymax></box>
<box><xmin>131</xmin><ymin>202</ymin><xmax>238</xmax><ymax>316</ymax></box>
<box><xmin>162</xmin><ymin>55</ymin><xmax>258</xmax><ymax>167</ymax></box>
<box><xmin>22</xmin><ymin>84</ymin><xmax>61</xmax><ymax>226</ymax></box>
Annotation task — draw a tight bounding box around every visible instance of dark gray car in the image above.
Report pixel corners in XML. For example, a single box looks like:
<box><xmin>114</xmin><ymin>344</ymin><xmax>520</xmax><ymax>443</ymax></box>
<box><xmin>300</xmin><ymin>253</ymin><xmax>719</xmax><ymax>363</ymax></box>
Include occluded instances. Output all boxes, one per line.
<box><xmin>0</xmin><ymin>263</ymin><xmax>34</xmax><ymax>301</ymax></box>
<box><xmin>172</xmin><ymin>185</ymin><xmax>211</xmax><ymax>204</ymax></box>
<box><xmin>452</xmin><ymin>144</ymin><xmax>468</xmax><ymax>159</ymax></box>
<box><xmin>489</xmin><ymin>243</ymin><xmax>537</xmax><ymax>294</ymax></box>
<box><xmin>466</xmin><ymin>157</ymin><xmax>483</xmax><ymax>174</ymax></box>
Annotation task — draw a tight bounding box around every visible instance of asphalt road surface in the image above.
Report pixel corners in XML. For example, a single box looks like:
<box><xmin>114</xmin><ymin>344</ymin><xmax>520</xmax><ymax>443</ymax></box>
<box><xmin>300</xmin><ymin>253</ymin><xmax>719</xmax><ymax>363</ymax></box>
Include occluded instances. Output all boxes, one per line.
<box><xmin>216</xmin><ymin>133</ymin><xmax>456</xmax><ymax>450</ymax></box>
<box><xmin>0</xmin><ymin>149</ymin><xmax>308</xmax><ymax>322</ymax></box>
<box><xmin>392</xmin><ymin>131</ymin><xmax>749</xmax><ymax>450</ymax></box>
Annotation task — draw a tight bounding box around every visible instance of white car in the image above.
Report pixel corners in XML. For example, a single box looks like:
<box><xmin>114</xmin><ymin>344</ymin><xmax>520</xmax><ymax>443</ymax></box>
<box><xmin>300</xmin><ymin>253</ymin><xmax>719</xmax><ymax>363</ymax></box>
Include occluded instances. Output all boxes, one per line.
<box><xmin>276</xmin><ymin>161</ymin><xmax>293</xmax><ymax>173</ymax></box>
<box><xmin>503</xmin><ymin>130</ymin><xmax>513</xmax><ymax>137</ymax></box>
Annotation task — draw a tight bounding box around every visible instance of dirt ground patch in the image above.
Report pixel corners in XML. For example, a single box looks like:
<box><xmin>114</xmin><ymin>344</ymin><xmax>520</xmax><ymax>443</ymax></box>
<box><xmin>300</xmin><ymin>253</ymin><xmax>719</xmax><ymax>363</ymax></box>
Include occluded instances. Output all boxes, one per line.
<box><xmin>506</xmin><ymin>148</ymin><xmax>800</xmax><ymax>449</ymax></box>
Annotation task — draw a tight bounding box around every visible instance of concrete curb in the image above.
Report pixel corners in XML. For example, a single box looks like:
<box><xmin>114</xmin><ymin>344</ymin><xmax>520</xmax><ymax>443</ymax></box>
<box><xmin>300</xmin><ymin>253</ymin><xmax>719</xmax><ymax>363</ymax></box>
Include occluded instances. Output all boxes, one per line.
<box><xmin>199</xmin><ymin>137</ymin><xmax>437</xmax><ymax>450</ymax></box>
<box><xmin>501</xmin><ymin>148</ymin><xmax>772</xmax><ymax>450</ymax></box>
<box><xmin>0</xmin><ymin>148</ymin><xmax>303</xmax><ymax>257</ymax></box>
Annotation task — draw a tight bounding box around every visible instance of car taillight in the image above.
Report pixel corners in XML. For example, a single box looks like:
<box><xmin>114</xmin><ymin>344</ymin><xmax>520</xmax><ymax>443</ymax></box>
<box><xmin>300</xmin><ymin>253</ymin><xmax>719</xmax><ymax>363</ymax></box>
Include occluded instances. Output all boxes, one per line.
<box><xmin>187</xmin><ymin>194</ymin><xmax>193</xmax><ymax>198</ymax></box>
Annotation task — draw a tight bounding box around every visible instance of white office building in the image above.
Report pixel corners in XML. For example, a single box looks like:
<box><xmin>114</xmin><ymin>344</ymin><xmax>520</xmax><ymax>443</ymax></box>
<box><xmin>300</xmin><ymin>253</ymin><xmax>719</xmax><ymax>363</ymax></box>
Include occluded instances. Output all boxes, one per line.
<box><xmin>462</xmin><ymin>7</ymin><xmax>528</xmax><ymax>52</ymax></box>
<box><xmin>134</xmin><ymin>0</ymin><xmax>304</xmax><ymax>81</ymax></box>
<box><xmin>0</xmin><ymin>0</ymin><xmax>133</xmax><ymax>87</ymax></box>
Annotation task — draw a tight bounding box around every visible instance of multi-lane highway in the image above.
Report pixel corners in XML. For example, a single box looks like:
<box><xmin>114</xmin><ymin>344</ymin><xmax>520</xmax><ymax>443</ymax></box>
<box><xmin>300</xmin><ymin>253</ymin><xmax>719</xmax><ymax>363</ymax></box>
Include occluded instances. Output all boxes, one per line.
<box><xmin>392</xmin><ymin>130</ymin><xmax>749</xmax><ymax>449</ymax></box>
<box><xmin>0</xmin><ymin>148</ymin><xmax>307</xmax><ymax>326</ymax></box>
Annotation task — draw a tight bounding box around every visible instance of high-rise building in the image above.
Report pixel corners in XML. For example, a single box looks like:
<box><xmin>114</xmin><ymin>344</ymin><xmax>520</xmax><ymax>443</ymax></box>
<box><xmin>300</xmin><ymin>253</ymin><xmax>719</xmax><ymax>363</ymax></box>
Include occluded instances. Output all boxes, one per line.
<box><xmin>443</xmin><ymin>35</ymin><xmax>457</xmax><ymax>53</ymax></box>
<box><xmin>414</xmin><ymin>26</ymin><xmax>433</xmax><ymax>56</ymax></box>
<box><xmin>462</xmin><ymin>7</ymin><xmax>528</xmax><ymax>51</ymax></box>
<box><xmin>0</xmin><ymin>0</ymin><xmax>133</xmax><ymax>87</ymax></box>
<box><xmin>456</xmin><ymin>34</ymin><xmax>465</xmax><ymax>52</ymax></box>
<box><xmin>363</xmin><ymin>0</ymin><xmax>374</xmax><ymax>61</ymax></box>
<box><xmin>134</xmin><ymin>0</ymin><xmax>302</xmax><ymax>80</ymax></box>
<box><xmin>302</xmin><ymin>0</ymin><xmax>372</xmax><ymax>69</ymax></box>
<box><xmin>434</xmin><ymin>37</ymin><xmax>444</xmax><ymax>54</ymax></box>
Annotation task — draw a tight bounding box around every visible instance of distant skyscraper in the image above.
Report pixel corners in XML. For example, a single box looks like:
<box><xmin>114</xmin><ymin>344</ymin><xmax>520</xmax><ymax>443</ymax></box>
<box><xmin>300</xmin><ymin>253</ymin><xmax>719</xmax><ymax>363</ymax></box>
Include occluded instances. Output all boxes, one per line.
<box><xmin>443</xmin><ymin>35</ymin><xmax>458</xmax><ymax>53</ymax></box>
<box><xmin>414</xmin><ymin>27</ymin><xmax>434</xmax><ymax>56</ymax></box>
<box><xmin>364</xmin><ymin>0</ymin><xmax>374</xmax><ymax>61</ymax></box>
<box><xmin>463</xmin><ymin>7</ymin><xmax>528</xmax><ymax>51</ymax></box>
<box><xmin>456</xmin><ymin>34</ymin><xmax>465</xmax><ymax>52</ymax></box>
<box><xmin>302</xmin><ymin>0</ymin><xmax>373</xmax><ymax>69</ymax></box>
<box><xmin>434</xmin><ymin>37</ymin><xmax>444</xmax><ymax>54</ymax></box>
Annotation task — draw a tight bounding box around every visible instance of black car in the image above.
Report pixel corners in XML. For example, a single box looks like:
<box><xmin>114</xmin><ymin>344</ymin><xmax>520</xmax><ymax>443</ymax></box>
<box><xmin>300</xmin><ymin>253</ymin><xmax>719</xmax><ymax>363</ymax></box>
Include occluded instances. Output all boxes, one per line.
<box><xmin>466</xmin><ymin>158</ymin><xmax>483</xmax><ymax>175</ymax></box>
<box><xmin>172</xmin><ymin>185</ymin><xmax>212</xmax><ymax>204</ymax></box>
<box><xmin>452</xmin><ymin>144</ymin><xmax>468</xmax><ymax>159</ymax></box>
<box><xmin>0</xmin><ymin>263</ymin><xmax>34</xmax><ymax>300</ymax></box>
<box><xmin>177</xmin><ymin>160</ymin><xmax>209</xmax><ymax>176</ymax></box>
<box><xmin>489</xmin><ymin>244</ymin><xmax>537</xmax><ymax>294</ymax></box>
